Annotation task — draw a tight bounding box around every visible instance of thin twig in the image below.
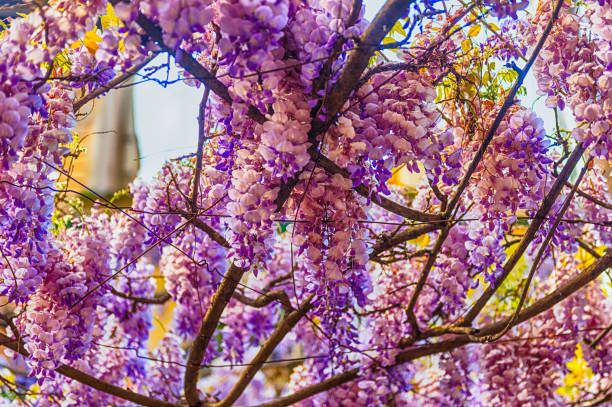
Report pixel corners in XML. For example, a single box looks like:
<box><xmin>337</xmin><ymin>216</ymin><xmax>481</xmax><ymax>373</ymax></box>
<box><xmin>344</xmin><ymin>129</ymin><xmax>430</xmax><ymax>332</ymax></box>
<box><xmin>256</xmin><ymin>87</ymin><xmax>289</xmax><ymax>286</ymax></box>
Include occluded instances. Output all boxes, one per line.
<box><xmin>73</xmin><ymin>55</ymin><xmax>156</xmax><ymax>112</ymax></box>
<box><xmin>190</xmin><ymin>86</ymin><xmax>212</xmax><ymax>209</ymax></box>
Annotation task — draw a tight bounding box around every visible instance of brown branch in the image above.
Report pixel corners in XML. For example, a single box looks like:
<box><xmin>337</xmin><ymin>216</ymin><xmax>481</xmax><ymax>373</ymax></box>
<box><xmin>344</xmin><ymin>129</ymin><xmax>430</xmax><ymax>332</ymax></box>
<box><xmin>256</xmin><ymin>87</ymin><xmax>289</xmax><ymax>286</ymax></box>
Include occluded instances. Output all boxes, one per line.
<box><xmin>356</xmin><ymin>62</ymin><xmax>421</xmax><ymax>90</ymax></box>
<box><xmin>254</xmin><ymin>250</ymin><xmax>612</xmax><ymax>407</ymax></box>
<box><xmin>309</xmin><ymin>0</ymin><xmax>362</xmax><ymax>99</ymax></box>
<box><xmin>0</xmin><ymin>333</ymin><xmax>174</xmax><ymax>407</ymax></box>
<box><xmin>585</xmin><ymin>392</ymin><xmax>612</xmax><ymax>407</ymax></box>
<box><xmin>214</xmin><ymin>296</ymin><xmax>314</xmax><ymax>407</ymax></box>
<box><xmin>248</xmin><ymin>369</ymin><xmax>359</xmax><ymax>407</ymax></box>
<box><xmin>184</xmin><ymin>263</ymin><xmax>247</xmax><ymax>406</ymax></box>
<box><xmin>73</xmin><ymin>54</ymin><xmax>156</xmax><ymax>112</ymax></box>
<box><xmin>191</xmin><ymin>87</ymin><xmax>212</xmax><ymax>208</ymax></box>
<box><xmin>566</xmin><ymin>181</ymin><xmax>612</xmax><ymax>211</ymax></box>
<box><xmin>109</xmin><ymin>0</ymin><xmax>267</xmax><ymax>124</ymax></box>
<box><xmin>460</xmin><ymin>143</ymin><xmax>585</xmax><ymax>327</ymax></box>
<box><xmin>405</xmin><ymin>227</ymin><xmax>450</xmax><ymax>336</ymax></box>
<box><xmin>578</xmin><ymin>239</ymin><xmax>602</xmax><ymax>259</ymax></box>
<box><xmin>232</xmin><ymin>290</ymin><xmax>293</xmax><ymax>310</ymax></box>
<box><xmin>476</xmin><ymin>248</ymin><xmax>612</xmax><ymax>337</ymax></box>
<box><xmin>444</xmin><ymin>0</ymin><xmax>565</xmax><ymax>217</ymax></box>
<box><xmin>479</xmin><ymin>156</ymin><xmax>590</xmax><ymax>342</ymax></box>
<box><xmin>313</xmin><ymin>151</ymin><xmax>445</xmax><ymax>223</ymax></box>
<box><xmin>312</xmin><ymin>0</ymin><xmax>415</xmax><ymax>133</ymax></box>
<box><xmin>177</xmin><ymin>211</ymin><xmax>231</xmax><ymax>249</ymax></box>
<box><xmin>109</xmin><ymin>287</ymin><xmax>172</xmax><ymax>305</ymax></box>
<box><xmin>589</xmin><ymin>323</ymin><xmax>612</xmax><ymax>349</ymax></box>
<box><xmin>369</xmin><ymin>223</ymin><xmax>442</xmax><ymax>259</ymax></box>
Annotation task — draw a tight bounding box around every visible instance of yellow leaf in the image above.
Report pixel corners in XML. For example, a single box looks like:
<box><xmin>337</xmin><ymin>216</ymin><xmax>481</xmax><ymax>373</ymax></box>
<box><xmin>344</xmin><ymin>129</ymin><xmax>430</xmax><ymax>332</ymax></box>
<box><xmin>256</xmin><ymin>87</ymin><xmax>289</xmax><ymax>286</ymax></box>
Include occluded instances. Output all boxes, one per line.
<box><xmin>468</xmin><ymin>24</ymin><xmax>481</xmax><ymax>37</ymax></box>
<box><xmin>81</xmin><ymin>31</ymin><xmax>102</xmax><ymax>54</ymax></box>
<box><xmin>100</xmin><ymin>3</ymin><xmax>122</xmax><ymax>29</ymax></box>
<box><xmin>461</xmin><ymin>39</ymin><xmax>471</xmax><ymax>53</ymax></box>
<box><xmin>392</xmin><ymin>20</ymin><xmax>406</xmax><ymax>37</ymax></box>
<box><xmin>488</xmin><ymin>22</ymin><xmax>500</xmax><ymax>31</ymax></box>
<box><xmin>482</xmin><ymin>71</ymin><xmax>491</xmax><ymax>85</ymax></box>
<box><xmin>382</xmin><ymin>36</ymin><xmax>396</xmax><ymax>45</ymax></box>
<box><xmin>411</xmin><ymin>233</ymin><xmax>430</xmax><ymax>249</ymax></box>
<box><xmin>560</xmin><ymin>344</ymin><xmax>594</xmax><ymax>389</ymax></box>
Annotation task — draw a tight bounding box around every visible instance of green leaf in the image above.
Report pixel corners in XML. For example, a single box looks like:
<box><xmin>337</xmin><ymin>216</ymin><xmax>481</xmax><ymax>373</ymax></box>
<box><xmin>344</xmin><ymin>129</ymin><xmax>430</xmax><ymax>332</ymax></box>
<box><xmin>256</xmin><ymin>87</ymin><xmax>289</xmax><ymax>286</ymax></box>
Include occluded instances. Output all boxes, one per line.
<box><xmin>215</xmin><ymin>332</ymin><xmax>224</xmax><ymax>353</ymax></box>
<box><xmin>278</xmin><ymin>221</ymin><xmax>291</xmax><ymax>234</ymax></box>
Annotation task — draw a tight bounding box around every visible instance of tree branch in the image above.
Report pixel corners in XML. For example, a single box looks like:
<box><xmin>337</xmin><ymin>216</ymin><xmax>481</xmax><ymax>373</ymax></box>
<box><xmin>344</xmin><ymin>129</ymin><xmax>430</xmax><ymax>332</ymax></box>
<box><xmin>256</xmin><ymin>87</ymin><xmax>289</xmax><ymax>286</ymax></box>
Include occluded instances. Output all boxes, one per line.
<box><xmin>110</xmin><ymin>0</ymin><xmax>267</xmax><ymax>124</ymax></box>
<box><xmin>313</xmin><ymin>150</ymin><xmax>445</xmax><ymax>223</ymax></box>
<box><xmin>273</xmin><ymin>0</ymin><xmax>417</xmax><ymax>212</ymax></box>
<box><xmin>249</xmin><ymin>369</ymin><xmax>359</xmax><ymax>407</ymax></box>
<box><xmin>565</xmin><ymin>181</ymin><xmax>612</xmax><ymax>211</ymax></box>
<box><xmin>250</xmin><ymin>250</ymin><xmax>611</xmax><ymax>407</ymax></box>
<box><xmin>109</xmin><ymin>287</ymin><xmax>172</xmax><ymax>305</ymax></box>
<box><xmin>233</xmin><ymin>289</ymin><xmax>293</xmax><ymax>310</ymax></box>
<box><xmin>589</xmin><ymin>323</ymin><xmax>612</xmax><ymax>349</ymax></box>
<box><xmin>73</xmin><ymin>54</ymin><xmax>156</xmax><ymax>113</ymax></box>
<box><xmin>443</xmin><ymin>0</ymin><xmax>565</xmax><ymax>217</ymax></box>
<box><xmin>369</xmin><ymin>222</ymin><xmax>443</xmax><ymax>259</ymax></box>
<box><xmin>184</xmin><ymin>263</ymin><xmax>247</xmax><ymax>406</ymax></box>
<box><xmin>177</xmin><ymin>211</ymin><xmax>231</xmax><ymax>249</ymax></box>
<box><xmin>479</xmin><ymin>156</ymin><xmax>590</xmax><ymax>342</ymax></box>
<box><xmin>460</xmin><ymin>143</ymin><xmax>585</xmax><ymax>326</ymax></box>
<box><xmin>0</xmin><ymin>333</ymin><xmax>174</xmax><ymax>407</ymax></box>
<box><xmin>190</xmin><ymin>87</ymin><xmax>212</xmax><ymax>208</ymax></box>
<box><xmin>476</xmin><ymin>248</ymin><xmax>612</xmax><ymax>337</ymax></box>
<box><xmin>214</xmin><ymin>296</ymin><xmax>314</xmax><ymax>407</ymax></box>
<box><xmin>405</xmin><ymin>227</ymin><xmax>450</xmax><ymax>336</ymax></box>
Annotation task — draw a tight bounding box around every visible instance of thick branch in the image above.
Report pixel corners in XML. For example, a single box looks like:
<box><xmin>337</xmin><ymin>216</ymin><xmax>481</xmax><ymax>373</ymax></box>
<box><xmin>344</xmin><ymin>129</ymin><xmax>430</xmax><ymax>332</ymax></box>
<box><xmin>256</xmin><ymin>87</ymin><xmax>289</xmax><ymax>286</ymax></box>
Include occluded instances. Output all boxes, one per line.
<box><xmin>460</xmin><ymin>143</ymin><xmax>585</xmax><ymax>326</ymax></box>
<box><xmin>249</xmin><ymin>370</ymin><xmax>359</xmax><ymax>407</ymax></box>
<box><xmin>273</xmin><ymin>0</ymin><xmax>417</xmax><ymax>211</ymax></box>
<box><xmin>0</xmin><ymin>333</ymin><xmax>173</xmax><ymax>407</ymax></box>
<box><xmin>369</xmin><ymin>222</ymin><xmax>442</xmax><ymax>259</ymax></box>
<box><xmin>313</xmin><ymin>151</ymin><xmax>445</xmax><ymax>223</ymax></box>
<box><xmin>312</xmin><ymin>0</ymin><xmax>415</xmax><ymax>134</ymax></box>
<box><xmin>214</xmin><ymin>297</ymin><xmax>314</xmax><ymax>407</ymax></box>
<box><xmin>251</xmin><ymin>248</ymin><xmax>611</xmax><ymax>407</ymax></box>
<box><xmin>477</xmin><ymin>249</ymin><xmax>612</xmax><ymax>336</ymax></box>
<box><xmin>233</xmin><ymin>289</ymin><xmax>293</xmax><ymax>310</ymax></box>
<box><xmin>184</xmin><ymin>263</ymin><xmax>247</xmax><ymax>406</ymax></box>
<box><xmin>110</xmin><ymin>287</ymin><xmax>172</xmax><ymax>305</ymax></box>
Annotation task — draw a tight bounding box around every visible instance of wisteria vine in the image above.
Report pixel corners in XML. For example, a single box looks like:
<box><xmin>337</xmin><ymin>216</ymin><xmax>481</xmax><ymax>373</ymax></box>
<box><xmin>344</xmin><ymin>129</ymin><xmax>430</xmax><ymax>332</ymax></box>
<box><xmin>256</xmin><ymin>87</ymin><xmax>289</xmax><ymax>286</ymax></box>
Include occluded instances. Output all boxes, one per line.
<box><xmin>0</xmin><ymin>0</ymin><xmax>611</xmax><ymax>406</ymax></box>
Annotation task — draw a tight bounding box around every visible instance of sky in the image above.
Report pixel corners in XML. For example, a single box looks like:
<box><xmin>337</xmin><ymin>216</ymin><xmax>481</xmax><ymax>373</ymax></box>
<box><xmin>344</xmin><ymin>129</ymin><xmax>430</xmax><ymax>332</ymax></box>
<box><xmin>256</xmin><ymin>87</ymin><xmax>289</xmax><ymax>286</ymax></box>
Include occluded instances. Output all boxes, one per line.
<box><xmin>132</xmin><ymin>0</ymin><xmax>569</xmax><ymax>180</ymax></box>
